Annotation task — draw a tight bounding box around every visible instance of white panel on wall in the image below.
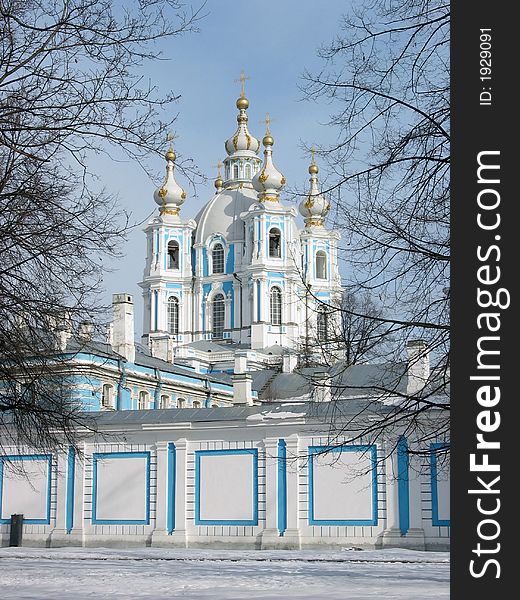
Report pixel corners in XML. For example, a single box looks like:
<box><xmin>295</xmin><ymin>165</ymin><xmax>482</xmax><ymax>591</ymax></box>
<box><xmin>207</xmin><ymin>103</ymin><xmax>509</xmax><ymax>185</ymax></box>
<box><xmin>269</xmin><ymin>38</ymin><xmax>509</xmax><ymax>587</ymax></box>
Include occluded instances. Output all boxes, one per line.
<box><xmin>435</xmin><ymin>455</ymin><xmax>450</xmax><ymax>522</ymax></box>
<box><xmin>197</xmin><ymin>452</ymin><xmax>255</xmax><ymax>522</ymax></box>
<box><xmin>94</xmin><ymin>454</ymin><xmax>149</xmax><ymax>522</ymax></box>
<box><xmin>312</xmin><ymin>450</ymin><xmax>374</xmax><ymax>522</ymax></box>
<box><xmin>1</xmin><ymin>458</ymin><xmax>50</xmax><ymax>522</ymax></box>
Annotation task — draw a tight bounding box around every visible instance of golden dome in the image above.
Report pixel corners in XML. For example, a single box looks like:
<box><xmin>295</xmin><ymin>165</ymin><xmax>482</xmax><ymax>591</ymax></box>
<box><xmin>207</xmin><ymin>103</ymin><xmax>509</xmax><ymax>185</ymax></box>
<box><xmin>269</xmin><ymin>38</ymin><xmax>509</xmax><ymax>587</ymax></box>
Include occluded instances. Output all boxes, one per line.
<box><xmin>236</xmin><ymin>96</ymin><xmax>249</xmax><ymax>110</ymax></box>
<box><xmin>308</xmin><ymin>163</ymin><xmax>319</xmax><ymax>174</ymax></box>
<box><xmin>263</xmin><ymin>134</ymin><xmax>274</xmax><ymax>147</ymax></box>
<box><xmin>214</xmin><ymin>175</ymin><xmax>223</xmax><ymax>189</ymax></box>
<box><xmin>165</xmin><ymin>147</ymin><xmax>176</xmax><ymax>162</ymax></box>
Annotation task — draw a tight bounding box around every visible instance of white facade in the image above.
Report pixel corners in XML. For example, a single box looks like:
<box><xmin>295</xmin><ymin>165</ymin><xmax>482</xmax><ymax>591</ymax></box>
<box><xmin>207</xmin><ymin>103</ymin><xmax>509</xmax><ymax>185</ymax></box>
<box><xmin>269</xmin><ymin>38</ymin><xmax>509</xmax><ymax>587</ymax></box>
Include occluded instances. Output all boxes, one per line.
<box><xmin>139</xmin><ymin>92</ymin><xmax>342</xmax><ymax>356</ymax></box>
<box><xmin>0</xmin><ymin>405</ymin><xmax>450</xmax><ymax>550</ymax></box>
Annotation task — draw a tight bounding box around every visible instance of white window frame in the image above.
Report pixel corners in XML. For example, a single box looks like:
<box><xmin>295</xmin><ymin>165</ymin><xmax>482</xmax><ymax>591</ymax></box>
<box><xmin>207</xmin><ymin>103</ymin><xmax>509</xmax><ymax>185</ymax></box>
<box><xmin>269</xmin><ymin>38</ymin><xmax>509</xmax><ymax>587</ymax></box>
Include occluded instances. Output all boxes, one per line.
<box><xmin>101</xmin><ymin>383</ymin><xmax>115</xmax><ymax>409</ymax></box>
<box><xmin>315</xmin><ymin>250</ymin><xmax>328</xmax><ymax>280</ymax></box>
<box><xmin>270</xmin><ymin>286</ymin><xmax>282</xmax><ymax>326</ymax></box>
<box><xmin>167</xmin><ymin>295</ymin><xmax>180</xmax><ymax>335</ymax></box>
<box><xmin>167</xmin><ymin>239</ymin><xmax>180</xmax><ymax>270</ymax></box>
<box><xmin>268</xmin><ymin>227</ymin><xmax>282</xmax><ymax>259</ymax></box>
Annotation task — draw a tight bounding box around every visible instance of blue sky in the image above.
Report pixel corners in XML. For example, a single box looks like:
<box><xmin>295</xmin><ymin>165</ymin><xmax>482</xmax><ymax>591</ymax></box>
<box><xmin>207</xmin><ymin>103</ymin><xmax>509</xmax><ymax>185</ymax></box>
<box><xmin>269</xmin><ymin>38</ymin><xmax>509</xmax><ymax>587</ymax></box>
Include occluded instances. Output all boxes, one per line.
<box><xmin>95</xmin><ymin>0</ymin><xmax>350</xmax><ymax>334</ymax></box>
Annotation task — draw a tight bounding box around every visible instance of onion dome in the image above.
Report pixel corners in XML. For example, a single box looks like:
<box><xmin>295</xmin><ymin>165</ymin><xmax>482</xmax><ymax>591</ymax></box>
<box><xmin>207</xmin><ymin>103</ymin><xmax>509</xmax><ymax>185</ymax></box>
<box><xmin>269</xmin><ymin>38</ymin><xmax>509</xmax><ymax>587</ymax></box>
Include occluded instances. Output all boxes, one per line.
<box><xmin>252</xmin><ymin>119</ymin><xmax>286</xmax><ymax>203</ymax></box>
<box><xmin>224</xmin><ymin>95</ymin><xmax>261</xmax><ymax>156</ymax></box>
<box><xmin>153</xmin><ymin>143</ymin><xmax>187</xmax><ymax>216</ymax></box>
<box><xmin>299</xmin><ymin>152</ymin><xmax>330</xmax><ymax>227</ymax></box>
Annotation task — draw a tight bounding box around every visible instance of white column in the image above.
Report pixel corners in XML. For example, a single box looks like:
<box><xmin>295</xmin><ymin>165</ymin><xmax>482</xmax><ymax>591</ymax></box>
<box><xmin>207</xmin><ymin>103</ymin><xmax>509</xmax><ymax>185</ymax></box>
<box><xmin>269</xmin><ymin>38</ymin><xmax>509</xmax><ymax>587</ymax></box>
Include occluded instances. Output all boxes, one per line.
<box><xmin>171</xmin><ymin>438</ymin><xmax>187</xmax><ymax>547</ymax></box>
<box><xmin>406</xmin><ymin>446</ymin><xmax>426</xmax><ymax>549</ymax></box>
<box><xmin>385</xmin><ymin>449</ymin><xmax>400</xmax><ymax>532</ymax></box>
<box><xmin>151</xmin><ymin>442</ymin><xmax>168</xmax><ymax>544</ymax></box>
<box><xmin>284</xmin><ymin>435</ymin><xmax>301</xmax><ymax>547</ymax></box>
<box><xmin>260</xmin><ymin>438</ymin><xmax>279</xmax><ymax>547</ymax></box>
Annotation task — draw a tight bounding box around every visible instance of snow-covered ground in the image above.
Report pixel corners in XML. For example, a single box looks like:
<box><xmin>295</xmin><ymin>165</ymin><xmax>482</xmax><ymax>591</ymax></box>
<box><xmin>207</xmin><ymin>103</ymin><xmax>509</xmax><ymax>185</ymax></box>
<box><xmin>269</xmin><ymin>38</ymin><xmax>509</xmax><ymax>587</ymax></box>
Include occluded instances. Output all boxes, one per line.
<box><xmin>0</xmin><ymin>547</ymin><xmax>449</xmax><ymax>599</ymax></box>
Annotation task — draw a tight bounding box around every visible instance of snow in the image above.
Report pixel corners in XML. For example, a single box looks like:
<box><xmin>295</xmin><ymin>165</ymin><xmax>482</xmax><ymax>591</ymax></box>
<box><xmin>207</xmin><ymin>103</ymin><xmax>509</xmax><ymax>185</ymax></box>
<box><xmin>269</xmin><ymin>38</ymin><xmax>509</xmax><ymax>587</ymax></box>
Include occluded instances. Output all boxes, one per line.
<box><xmin>247</xmin><ymin>410</ymin><xmax>307</xmax><ymax>421</ymax></box>
<box><xmin>0</xmin><ymin>547</ymin><xmax>449</xmax><ymax>599</ymax></box>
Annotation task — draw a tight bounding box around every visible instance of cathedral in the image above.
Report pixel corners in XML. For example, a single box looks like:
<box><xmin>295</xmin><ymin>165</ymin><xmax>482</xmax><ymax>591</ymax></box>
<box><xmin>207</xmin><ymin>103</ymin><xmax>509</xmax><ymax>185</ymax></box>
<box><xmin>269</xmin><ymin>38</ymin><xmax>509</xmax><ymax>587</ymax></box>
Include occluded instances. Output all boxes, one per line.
<box><xmin>0</xmin><ymin>86</ymin><xmax>450</xmax><ymax>551</ymax></box>
<box><xmin>139</xmin><ymin>86</ymin><xmax>342</xmax><ymax>370</ymax></box>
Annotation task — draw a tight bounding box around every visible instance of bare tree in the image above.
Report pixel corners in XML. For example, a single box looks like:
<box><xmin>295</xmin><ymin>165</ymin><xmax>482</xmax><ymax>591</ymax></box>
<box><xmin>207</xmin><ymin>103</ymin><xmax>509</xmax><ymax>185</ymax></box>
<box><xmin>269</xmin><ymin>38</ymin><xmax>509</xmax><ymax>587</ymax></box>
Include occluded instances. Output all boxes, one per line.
<box><xmin>301</xmin><ymin>0</ymin><xmax>450</xmax><ymax>452</ymax></box>
<box><xmin>0</xmin><ymin>0</ymin><xmax>203</xmax><ymax>452</ymax></box>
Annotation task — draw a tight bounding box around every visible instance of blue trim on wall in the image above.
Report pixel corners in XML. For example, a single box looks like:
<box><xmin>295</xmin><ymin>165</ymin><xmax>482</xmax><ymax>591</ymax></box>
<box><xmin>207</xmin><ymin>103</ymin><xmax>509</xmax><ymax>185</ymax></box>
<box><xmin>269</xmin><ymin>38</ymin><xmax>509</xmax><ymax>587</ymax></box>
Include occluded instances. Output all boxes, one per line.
<box><xmin>431</xmin><ymin>442</ymin><xmax>450</xmax><ymax>527</ymax></box>
<box><xmin>0</xmin><ymin>454</ymin><xmax>53</xmax><ymax>524</ymax></box>
<box><xmin>277</xmin><ymin>439</ymin><xmax>287</xmax><ymax>536</ymax></box>
<box><xmin>91</xmin><ymin>451</ymin><xmax>151</xmax><ymax>525</ymax></box>
<box><xmin>167</xmin><ymin>443</ymin><xmax>176</xmax><ymax>534</ymax></box>
<box><xmin>153</xmin><ymin>290</ymin><xmax>158</xmax><ymax>331</ymax></box>
<box><xmin>194</xmin><ymin>448</ymin><xmax>259</xmax><ymax>526</ymax></box>
<box><xmin>256</xmin><ymin>281</ymin><xmax>261</xmax><ymax>322</ymax></box>
<box><xmin>307</xmin><ymin>445</ymin><xmax>378</xmax><ymax>526</ymax></box>
<box><xmin>397</xmin><ymin>436</ymin><xmax>410</xmax><ymax>535</ymax></box>
<box><xmin>66</xmin><ymin>447</ymin><xmax>75</xmax><ymax>533</ymax></box>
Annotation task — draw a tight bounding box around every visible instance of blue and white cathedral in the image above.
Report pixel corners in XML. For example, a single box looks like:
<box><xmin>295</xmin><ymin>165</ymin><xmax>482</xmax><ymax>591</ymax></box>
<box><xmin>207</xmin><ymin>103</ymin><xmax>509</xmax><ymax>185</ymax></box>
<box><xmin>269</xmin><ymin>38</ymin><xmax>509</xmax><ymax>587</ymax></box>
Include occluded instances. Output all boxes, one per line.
<box><xmin>139</xmin><ymin>87</ymin><xmax>342</xmax><ymax>365</ymax></box>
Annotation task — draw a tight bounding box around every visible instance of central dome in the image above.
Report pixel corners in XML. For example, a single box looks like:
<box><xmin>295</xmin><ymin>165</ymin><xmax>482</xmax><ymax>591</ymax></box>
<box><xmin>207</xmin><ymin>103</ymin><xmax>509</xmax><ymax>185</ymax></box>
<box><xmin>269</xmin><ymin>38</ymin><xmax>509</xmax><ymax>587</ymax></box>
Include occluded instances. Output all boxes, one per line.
<box><xmin>194</xmin><ymin>186</ymin><xmax>258</xmax><ymax>244</ymax></box>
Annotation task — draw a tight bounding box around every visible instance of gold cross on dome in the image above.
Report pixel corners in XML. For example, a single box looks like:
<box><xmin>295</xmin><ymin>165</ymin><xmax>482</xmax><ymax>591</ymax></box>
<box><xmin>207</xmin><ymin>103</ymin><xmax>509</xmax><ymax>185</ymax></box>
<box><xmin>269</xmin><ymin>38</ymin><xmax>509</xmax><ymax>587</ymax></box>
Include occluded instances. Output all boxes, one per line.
<box><xmin>262</xmin><ymin>113</ymin><xmax>275</xmax><ymax>134</ymax></box>
<box><xmin>234</xmin><ymin>70</ymin><xmax>250</xmax><ymax>97</ymax></box>
<box><xmin>310</xmin><ymin>145</ymin><xmax>316</xmax><ymax>164</ymax></box>
<box><xmin>212</xmin><ymin>160</ymin><xmax>222</xmax><ymax>176</ymax></box>
<box><xmin>166</xmin><ymin>131</ymin><xmax>178</xmax><ymax>148</ymax></box>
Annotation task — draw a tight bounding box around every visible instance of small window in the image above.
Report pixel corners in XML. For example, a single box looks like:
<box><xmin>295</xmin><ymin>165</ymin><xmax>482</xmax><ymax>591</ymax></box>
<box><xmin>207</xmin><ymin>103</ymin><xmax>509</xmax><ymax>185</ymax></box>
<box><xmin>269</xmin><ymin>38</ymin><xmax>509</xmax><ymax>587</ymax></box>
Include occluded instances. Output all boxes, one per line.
<box><xmin>101</xmin><ymin>383</ymin><xmax>114</xmax><ymax>409</ymax></box>
<box><xmin>211</xmin><ymin>403</ymin><xmax>219</xmax><ymax>408</ymax></box>
<box><xmin>316</xmin><ymin>250</ymin><xmax>327</xmax><ymax>279</ymax></box>
<box><xmin>177</xmin><ymin>397</ymin><xmax>186</xmax><ymax>408</ymax></box>
<box><xmin>270</xmin><ymin>286</ymin><xmax>282</xmax><ymax>326</ymax></box>
<box><xmin>167</xmin><ymin>296</ymin><xmax>179</xmax><ymax>335</ymax></box>
<box><xmin>245</xmin><ymin>163</ymin><xmax>252</xmax><ymax>178</ymax></box>
<box><xmin>138</xmin><ymin>390</ymin><xmax>149</xmax><ymax>410</ymax></box>
<box><xmin>212</xmin><ymin>243</ymin><xmax>225</xmax><ymax>274</ymax></box>
<box><xmin>233</xmin><ymin>163</ymin><xmax>239</xmax><ymax>178</ymax></box>
<box><xmin>269</xmin><ymin>228</ymin><xmax>281</xmax><ymax>258</ymax></box>
<box><xmin>167</xmin><ymin>240</ymin><xmax>180</xmax><ymax>269</ymax></box>
<box><xmin>160</xmin><ymin>394</ymin><xmax>169</xmax><ymax>409</ymax></box>
<box><xmin>192</xmin><ymin>400</ymin><xmax>201</xmax><ymax>408</ymax></box>
<box><xmin>212</xmin><ymin>293</ymin><xmax>225</xmax><ymax>339</ymax></box>
<box><xmin>317</xmin><ymin>309</ymin><xmax>329</xmax><ymax>342</ymax></box>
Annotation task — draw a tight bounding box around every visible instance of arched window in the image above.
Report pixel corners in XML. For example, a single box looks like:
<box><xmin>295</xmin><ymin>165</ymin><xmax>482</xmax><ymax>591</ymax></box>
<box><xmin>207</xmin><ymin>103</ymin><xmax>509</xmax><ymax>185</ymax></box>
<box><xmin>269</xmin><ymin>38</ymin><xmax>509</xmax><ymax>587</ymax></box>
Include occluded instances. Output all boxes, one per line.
<box><xmin>244</xmin><ymin>163</ymin><xmax>252</xmax><ymax>178</ymax></box>
<box><xmin>212</xmin><ymin>293</ymin><xmax>225</xmax><ymax>338</ymax></box>
<box><xmin>270</xmin><ymin>286</ymin><xmax>282</xmax><ymax>325</ymax></box>
<box><xmin>177</xmin><ymin>397</ymin><xmax>185</xmax><ymax>408</ymax></box>
<box><xmin>167</xmin><ymin>240</ymin><xmax>179</xmax><ymax>269</ymax></box>
<box><xmin>167</xmin><ymin>296</ymin><xmax>179</xmax><ymax>335</ymax></box>
<box><xmin>269</xmin><ymin>228</ymin><xmax>281</xmax><ymax>258</ymax></box>
<box><xmin>160</xmin><ymin>394</ymin><xmax>169</xmax><ymax>409</ymax></box>
<box><xmin>211</xmin><ymin>402</ymin><xmax>219</xmax><ymax>408</ymax></box>
<box><xmin>317</xmin><ymin>309</ymin><xmax>329</xmax><ymax>342</ymax></box>
<box><xmin>212</xmin><ymin>243</ymin><xmax>225</xmax><ymax>274</ymax></box>
<box><xmin>192</xmin><ymin>400</ymin><xmax>201</xmax><ymax>408</ymax></box>
<box><xmin>138</xmin><ymin>390</ymin><xmax>149</xmax><ymax>410</ymax></box>
<box><xmin>316</xmin><ymin>250</ymin><xmax>327</xmax><ymax>279</ymax></box>
<box><xmin>101</xmin><ymin>383</ymin><xmax>114</xmax><ymax>409</ymax></box>
<box><xmin>233</xmin><ymin>163</ymin><xmax>239</xmax><ymax>178</ymax></box>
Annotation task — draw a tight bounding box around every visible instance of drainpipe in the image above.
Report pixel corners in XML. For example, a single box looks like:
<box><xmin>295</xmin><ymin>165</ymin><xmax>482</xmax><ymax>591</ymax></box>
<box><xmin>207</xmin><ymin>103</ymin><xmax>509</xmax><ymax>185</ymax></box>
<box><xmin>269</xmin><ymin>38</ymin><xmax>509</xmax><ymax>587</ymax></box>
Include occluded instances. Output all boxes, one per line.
<box><xmin>154</xmin><ymin>367</ymin><xmax>163</xmax><ymax>409</ymax></box>
<box><xmin>233</xmin><ymin>272</ymin><xmax>243</xmax><ymax>344</ymax></box>
<box><xmin>117</xmin><ymin>358</ymin><xmax>127</xmax><ymax>411</ymax></box>
<box><xmin>204</xmin><ymin>378</ymin><xmax>213</xmax><ymax>408</ymax></box>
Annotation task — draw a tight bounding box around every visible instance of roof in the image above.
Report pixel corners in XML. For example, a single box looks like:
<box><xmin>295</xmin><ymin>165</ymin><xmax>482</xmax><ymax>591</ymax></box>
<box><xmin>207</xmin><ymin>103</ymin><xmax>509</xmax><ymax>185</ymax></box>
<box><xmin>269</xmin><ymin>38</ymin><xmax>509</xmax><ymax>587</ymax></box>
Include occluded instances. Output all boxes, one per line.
<box><xmin>64</xmin><ymin>337</ymin><xmax>233</xmax><ymax>388</ymax></box>
<box><xmin>193</xmin><ymin>186</ymin><xmax>257</xmax><ymax>244</ymax></box>
<box><xmin>82</xmin><ymin>398</ymin><xmax>398</xmax><ymax>428</ymax></box>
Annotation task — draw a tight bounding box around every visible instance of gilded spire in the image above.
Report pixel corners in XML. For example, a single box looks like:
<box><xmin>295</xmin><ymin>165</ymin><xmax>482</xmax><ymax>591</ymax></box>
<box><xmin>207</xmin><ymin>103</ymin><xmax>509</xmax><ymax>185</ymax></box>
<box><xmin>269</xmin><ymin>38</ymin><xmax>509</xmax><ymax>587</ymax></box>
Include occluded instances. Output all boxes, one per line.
<box><xmin>251</xmin><ymin>116</ymin><xmax>286</xmax><ymax>203</ymax></box>
<box><xmin>299</xmin><ymin>149</ymin><xmax>330</xmax><ymax>227</ymax></box>
<box><xmin>153</xmin><ymin>135</ymin><xmax>186</xmax><ymax>217</ymax></box>
<box><xmin>234</xmin><ymin>69</ymin><xmax>250</xmax><ymax>110</ymax></box>
<box><xmin>224</xmin><ymin>73</ymin><xmax>261</xmax><ymax>158</ymax></box>
<box><xmin>213</xmin><ymin>160</ymin><xmax>223</xmax><ymax>191</ymax></box>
